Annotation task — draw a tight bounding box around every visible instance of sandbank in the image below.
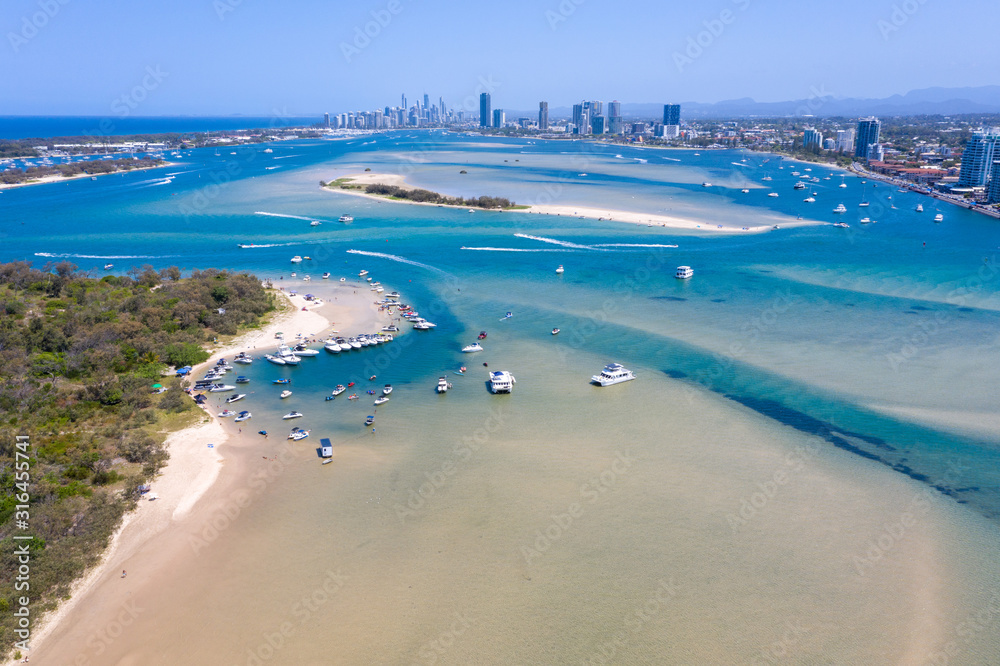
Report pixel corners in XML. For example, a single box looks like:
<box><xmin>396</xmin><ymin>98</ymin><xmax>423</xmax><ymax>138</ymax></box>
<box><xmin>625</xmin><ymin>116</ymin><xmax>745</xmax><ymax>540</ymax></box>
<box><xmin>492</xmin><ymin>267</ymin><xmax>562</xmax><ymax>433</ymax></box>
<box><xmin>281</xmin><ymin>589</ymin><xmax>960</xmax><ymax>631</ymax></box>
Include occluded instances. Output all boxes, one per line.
<box><xmin>0</xmin><ymin>162</ymin><xmax>174</xmax><ymax>191</ymax></box>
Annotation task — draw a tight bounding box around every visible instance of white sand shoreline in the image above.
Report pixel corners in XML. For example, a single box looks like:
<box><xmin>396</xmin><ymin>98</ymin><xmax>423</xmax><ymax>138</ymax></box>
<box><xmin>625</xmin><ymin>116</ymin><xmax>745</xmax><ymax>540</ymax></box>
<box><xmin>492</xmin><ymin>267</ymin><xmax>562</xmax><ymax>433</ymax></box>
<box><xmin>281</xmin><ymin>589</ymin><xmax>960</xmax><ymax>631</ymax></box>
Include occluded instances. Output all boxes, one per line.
<box><xmin>324</xmin><ymin>171</ymin><xmax>823</xmax><ymax>233</ymax></box>
<box><xmin>0</xmin><ymin>162</ymin><xmax>175</xmax><ymax>191</ymax></box>
<box><xmin>13</xmin><ymin>284</ymin><xmax>387</xmax><ymax>663</ymax></box>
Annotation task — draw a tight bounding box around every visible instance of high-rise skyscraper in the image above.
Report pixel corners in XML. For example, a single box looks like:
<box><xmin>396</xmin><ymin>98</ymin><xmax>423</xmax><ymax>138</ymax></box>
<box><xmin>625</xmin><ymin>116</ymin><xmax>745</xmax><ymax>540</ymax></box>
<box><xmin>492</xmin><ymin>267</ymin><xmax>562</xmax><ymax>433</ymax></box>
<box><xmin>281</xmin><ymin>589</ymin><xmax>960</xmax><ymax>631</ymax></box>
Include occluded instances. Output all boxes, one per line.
<box><xmin>592</xmin><ymin>116</ymin><xmax>607</xmax><ymax>134</ymax></box>
<box><xmin>588</xmin><ymin>101</ymin><xmax>602</xmax><ymax>117</ymax></box>
<box><xmin>803</xmin><ymin>127</ymin><xmax>822</xmax><ymax>149</ymax></box>
<box><xmin>855</xmin><ymin>117</ymin><xmax>881</xmax><ymax>160</ymax></box>
<box><xmin>492</xmin><ymin>109</ymin><xmax>505</xmax><ymax>128</ymax></box>
<box><xmin>663</xmin><ymin>104</ymin><xmax>681</xmax><ymax>126</ymax></box>
<box><xmin>835</xmin><ymin>129</ymin><xmax>855</xmax><ymax>153</ymax></box>
<box><xmin>958</xmin><ymin>131</ymin><xmax>1000</xmax><ymax>188</ymax></box>
<box><xmin>538</xmin><ymin>102</ymin><xmax>548</xmax><ymax>130</ymax></box>
<box><xmin>480</xmin><ymin>93</ymin><xmax>491</xmax><ymax>128</ymax></box>
<box><xmin>401</xmin><ymin>94</ymin><xmax>406</xmax><ymax>110</ymax></box>
<box><xmin>323</xmin><ymin>113</ymin><xmax>330</xmax><ymax>128</ymax></box>
<box><xmin>572</xmin><ymin>103</ymin><xmax>584</xmax><ymax>128</ymax></box>
<box><xmin>423</xmin><ymin>93</ymin><xmax>430</xmax><ymax>111</ymax></box>
<box><xmin>987</xmin><ymin>161</ymin><xmax>1000</xmax><ymax>204</ymax></box>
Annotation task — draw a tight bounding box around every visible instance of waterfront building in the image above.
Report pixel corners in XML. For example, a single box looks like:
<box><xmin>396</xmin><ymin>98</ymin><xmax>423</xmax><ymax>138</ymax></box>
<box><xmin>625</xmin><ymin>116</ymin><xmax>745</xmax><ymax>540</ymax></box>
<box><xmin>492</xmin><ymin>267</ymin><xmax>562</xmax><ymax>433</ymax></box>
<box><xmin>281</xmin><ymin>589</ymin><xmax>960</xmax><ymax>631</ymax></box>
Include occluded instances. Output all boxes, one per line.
<box><xmin>855</xmin><ymin>117</ymin><xmax>881</xmax><ymax>160</ymax></box>
<box><xmin>958</xmin><ymin>131</ymin><xmax>1000</xmax><ymax>188</ymax></box>
<box><xmin>988</xmin><ymin>161</ymin><xmax>1000</xmax><ymax>204</ymax></box>
<box><xmin>539</xmin><ymin>101</ymin><xmax>548</xmax><ymax>130</ymax></box>
<box><xmin>492</xmin><ymin>108</ymin><xmax>505</xmax><ymax>128</ymax></box>
<box><xmin>480</xmin><ymin>93</ymin><xmax>491</xmax><ymax>128</ymax></box>
<box><xmin>803</xmin><ymin>127</ymin><xmax>822</xmax><ymax>149</ymax></box>
<box><xmin>836</xmin><ymin>129</ymin><xmax>855</xmax><ymax>153</ymax></box>
<box><xmin>663</xmin><ymin>104</ymin><xmax>680</xmax><ymax>126</ymax></box>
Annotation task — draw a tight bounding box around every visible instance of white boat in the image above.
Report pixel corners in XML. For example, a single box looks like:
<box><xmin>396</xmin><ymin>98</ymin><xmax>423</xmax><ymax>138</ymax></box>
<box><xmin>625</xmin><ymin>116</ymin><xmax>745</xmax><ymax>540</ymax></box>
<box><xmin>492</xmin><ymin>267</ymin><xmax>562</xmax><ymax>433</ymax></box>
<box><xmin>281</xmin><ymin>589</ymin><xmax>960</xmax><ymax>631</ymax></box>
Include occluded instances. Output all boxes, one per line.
<box><xmin>462</xmin><ymin>343</ymin><xmax>484</xmax><ymax>353</ymax></box>
<box><xmin>290</xmin><ymin>273</ymin><xmax>297</xmax><ymax>278</ymax></box>
<box><xmin>218</xmin><ymin>410</ymin><xmax>237</xmax><ymax>417</ymax></box>
<box><xmin>310</xmin><ymin>220</ymin><xmax>321</xmax><ymax>226</ymax></box>
<box><xmin>385</xmin><ymin>291</ymin><xmax>400</xmax><ymax>299</ymax></box>
<box><xmin>675</xmin><ymin>266</ymin><xmax>693</xmax><ymax>279</ymax></box>
<box><xmin>263</xmin><ymin>148</ymin><xmax>273</xmax><ymax>153</ymax></box>
<box><xmin>226</xmin><ymin>393</ymin><xmax>247</xmax><ymax>403</ymax></box>
<box><xmin>741</xmin><ymin>188</ymin><xmax>750</xmax><ymax>194</ymax></box>
<box><xmin>552</xmin><ymin>328</ymin><xmax>560</xmax><ymax>335</ymax></box>
<box><xmin>208</xmin><ymin>384</ymin><xmax>235</xmax><ymax>392</ymax></box>
<box><xmin>302</xmin><ymin>275</ymin><xmax>311</xmax><ymax>282</ymax></box>
<box><xmin>916</xmin><ymin>204</ymin><xmax>924</xmax><ymax>212</ymax></box>
<box><xmin>103</xmin><ymin>263</ymin><xmax>113</xmax><ymax>270</ymax></box>
<box><xmin>793</xmin><ymin>182</ymin><xmax>806</xmax><ymax>190</ymax></box>
<box><xmin>382</xmin><ymin>325</ymin><xmax>399</xmax><ymax>332</ymax></box>
<box><xmin>767</xmin><ymin>192</ymin><xmax>779</xmax><ymax>197</ymax></box>
<box><xmin>332</xmin><ymin>385</ymin><xmax>346</xmax><ymax>396</ymax></box>
<box><xmin>282</xmin><ymin>411</ymin><xmax>303</xmax><ymax>420</ymax></box>
<box><xmin>339</xmin><ymin>214</ymin><xmax>354</xmax><ymax>223</ymax></box>
<box><xmin>292</xmin><ymin>345</ymin><xmax>319</xmax><ymax>356</ymax></box>
<box><xmin>234</xmin><ymin>410</ymin><xmax>252</xmax><ymax>422</ymax></box>
<box><xmin>436</xmin><ymin>377</ymin><xmax>451</xmax><ymax>393</ymax></box>
<box><xmin>324</xmin><ymin>342</ymin><xmax>341</xmax><ymax>353</ymax></box>
<box><xmin>702</xmin><ymin>182</ymin><xmax>712</xmax><ymax>187</ymax></box>
<box><xmin>358</xmin><ymin>270</ymin><xmax>368</xmax><ymax>277</ymax></box>
<box><xmin>322</xmin><ymin>272</ymin><xmax>330</xmax><ymax>279</ymax></box>
<box><xmin>556</xmin><ymin>265</ymin><xmax>564</xmax><ymax>274</ymax></box>
<box><xmin>373</xmin><ymin>396</ymin><xmax>389</xmax><ymax>406</ymax></box>
<box><xmin>280</xmin><ymin>390</ymin><xmax>292</xmax><ymax>399</ymax></box>
<box><xmin>382</xmin><ymin>384</ymin><xmax>393</xmax><ymax>395</ymax></box>
<box><xmin>803</xmin><ymin>197</ymin><xmax>816</xmax><ymax>203</ymax></box>
<box><xmin>860</xmin><ymin>217</ymin><xmax>871</xmax><ymax>224</ymax></box>
<box><xmin>291</xmin><ymin>255</ymin><xmax>303</xmax><ymax>263</ymax></box>
<box><xmin>934</xmin><ymin>213</ymin><xmax>943</xmax><ymax>223</ymax></box>
<box><xmin>833</xmin><ymin>204</ymin><xmax>847</xmax><ymax>214</ymax></box>
<box><xmin>290</xmin><ymin>429</ymin><xmax>310</xmax><ymax>441</ymax></box>
<box><xmin>839</xmin><ymin>176</ymin><xmax>847</xmax><ymax>188</ymax></box>
<box><xmin>489</xmin><ymin>370</ymin><xmax>516</xmax><ymax>394</ymax></box>
<box><xmin>591</xmin><ymin>363</ymin><xmax>637</xmax><ymax>387</ymax></box>
<box><xmin>233</xmin><ymin>352</ymin><xmax>253</xmax><ymax>364</ymax></box>
<box><xmin>833</xmin><ymin>222</ymin><xmax>850</xmax><ymax>228</ymax></box>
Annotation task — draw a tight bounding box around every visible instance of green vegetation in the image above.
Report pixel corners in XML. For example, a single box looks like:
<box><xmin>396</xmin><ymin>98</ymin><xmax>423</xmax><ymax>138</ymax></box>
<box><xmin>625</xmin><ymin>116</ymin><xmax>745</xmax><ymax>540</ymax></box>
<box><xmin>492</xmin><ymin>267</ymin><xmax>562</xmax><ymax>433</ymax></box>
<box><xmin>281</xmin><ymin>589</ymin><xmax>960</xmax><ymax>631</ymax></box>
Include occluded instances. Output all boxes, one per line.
<box><xmin>0</xmin><ymin>158</ymin><xmax>164</xmax><ymax>186</ymax></box>
<box><xmin>0</xmin><ymin>263</ymin><xmax>275</xmax><ymax>658</ymax></box>
<box><xmin>328</xmin><ymin>179</ymin><xmax>516</xmax><ymax>209</ymax></box>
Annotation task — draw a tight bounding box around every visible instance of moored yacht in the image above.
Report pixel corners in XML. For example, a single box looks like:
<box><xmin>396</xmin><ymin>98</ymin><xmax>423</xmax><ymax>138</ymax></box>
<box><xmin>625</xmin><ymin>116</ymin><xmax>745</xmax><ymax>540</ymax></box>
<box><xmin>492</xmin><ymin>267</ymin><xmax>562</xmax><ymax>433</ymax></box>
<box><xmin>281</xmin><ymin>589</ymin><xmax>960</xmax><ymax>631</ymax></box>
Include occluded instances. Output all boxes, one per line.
<box><xmin>556</xmin><ymin>265</ymin><xmax>564</xmax><ymax>274</ymax></box>
<box><xmin>339</xmin><ymin>214</ymin><xmax>354</xmax><ymax>223</ymax></box>
<box><xmin>226</xmin><ymin>393</ymin><xmax>247</xmax><ymax>403</ymax></box>
<box><xmin>591</xmin><ymin>363</ymin><xmax>637</xmax><ymax>387</ymax></box>
<box><xmin>462</xmin><ymin>343</ymin><xmax>484</xmax><ymax>353</ymax></box>
<box><xmin>234</xmin><ymin>410</ymin><xmax>252</xmax><ymax>422</ymax></box>
<box><xmin>292</xmin><ymin>344</ymin><xmax>319</xmax><ymax>356</ymax></box>
<box><xmin>934</xmin><ymin>213</ymin><xmax>943</xmax><ymax>222</ymax></box>
<box><xmin>382</xmin><ymin>384</ymin><xmax>393</xmax><ymax>395</ymax></box>
<box><xmin>675</xmin><ymin>266</ymin><xmax>694</xmax><ymax>279</ymax></box>
<box><xmin>291</xmin><ymin>255</ymin><xmax>303</xmax><ymax>263</ymax></box>
<box><xmin>489</xmin><ymin>370</ymin><xmax>516</xmax><ymax>394</ymax></box>
<box><xmin>833</xmin><ymin>203</ymin><xmax>847</xmax><ymax>213</ymax></box>
<box><xmin>280</xmin><ymin>390</ymin><xmax>292</xmax><ymax>399</ymax></box>
<box><xmin>436</xmin><ymin>377</ymin><xmax>451</xmax><ymax>393</ymax></box>
<box><xmin>233</xmin><ymin>352</ymin><xmax>253</xmax><ymax>364</ymax></box>
<box><xmin>282</xmin><ymin>411</ymin><xmax>303</xmax><ymax>420</ymax></box>
<box><xmin>916</xmin><ymin>204</ymin><xmax>924</xmax><ymax>212</ymax></box>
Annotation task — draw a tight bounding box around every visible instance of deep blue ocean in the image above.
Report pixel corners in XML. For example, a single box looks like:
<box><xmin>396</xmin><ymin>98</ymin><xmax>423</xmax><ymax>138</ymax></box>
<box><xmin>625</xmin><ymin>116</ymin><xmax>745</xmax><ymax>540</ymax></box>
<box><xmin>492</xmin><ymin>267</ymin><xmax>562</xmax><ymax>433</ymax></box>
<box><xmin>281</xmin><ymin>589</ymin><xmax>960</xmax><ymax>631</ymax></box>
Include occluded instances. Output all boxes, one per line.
<box><xmin>0</xmin><ymin>115</ymin><xmax>322</xmax><ymax>139</ymax></box>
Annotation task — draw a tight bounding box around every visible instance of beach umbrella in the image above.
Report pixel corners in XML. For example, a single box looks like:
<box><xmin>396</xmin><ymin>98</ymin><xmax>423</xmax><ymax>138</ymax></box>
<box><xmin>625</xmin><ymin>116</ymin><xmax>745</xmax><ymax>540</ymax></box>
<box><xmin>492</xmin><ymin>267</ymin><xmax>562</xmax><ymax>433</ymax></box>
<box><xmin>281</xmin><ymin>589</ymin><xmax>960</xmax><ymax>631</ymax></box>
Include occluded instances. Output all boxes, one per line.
<box><xmin>151</xmin><ymin>383</ymin><xmax>163</xmax><ymax>388</ymax></box>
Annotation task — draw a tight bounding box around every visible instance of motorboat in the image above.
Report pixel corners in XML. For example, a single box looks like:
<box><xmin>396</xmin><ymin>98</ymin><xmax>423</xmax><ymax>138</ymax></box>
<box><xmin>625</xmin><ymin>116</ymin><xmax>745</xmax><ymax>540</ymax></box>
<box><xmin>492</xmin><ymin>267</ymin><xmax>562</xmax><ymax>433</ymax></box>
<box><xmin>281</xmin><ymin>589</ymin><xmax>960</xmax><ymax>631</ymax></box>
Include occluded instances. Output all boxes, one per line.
<box><xmin>282</xmin><ymin>411</ymin><xmax>303</xmax><ymax>420</ymax></box>
<box><xmin>675</xmin><ymin>266</ymin><xmax>694</xmax><ymax>279</ymax></box>
<box><xmin>280</xmin><ymin>390</ymin><xmax>292</xmax><ymax>399</ymax></box>
<box><xmin>208</xmin><ymin>384</ymin><xmax>234</xmax><ymax>392</ymax></box>
<box><xmin>226</xmin><ymin>393</ymin><xmax>247</xmax><ymax>403</ymax></box>
<box><xmin>103</xmin><ymin>263</ymin><xmax>113</xmax><ymax>270</ymax></box>
<box><xmin>233</xmin><ymin>352</ymin><xmax>253</xmax><ymax>364</ymax></box>
<box><xmin>556</xmin><ymin>265</ymin><xmax>564</xmax><ymax>274</ymax></box>
<box><xmin>382</xmin><ymin>384</ymin><xmax>393</xmax><ymax>395</ymax></box>
<box><xmin>489</xmin><ymin>370</ymin><xmax>516</xmax><ymax>394</ymax></box>
<box><xmin>265</xmin><ymin>354</ymin><xmax>287</xmax><ymax>365</ymax></box>
<box><xmin>236</xmin><ymin>376</ymin><xmax>250</xmax><ymax>384</ymax></box>
<box><xmin>324</xmin><ymin>341</ymin><xmax>341</xmax><ymax>353</ymax></box>
<box><xmin>462</xmin><ymin>343</ymin><xmax>484</xmax><ymax>353</ymax></box>
<box><xmin>436</xmin><ymin>377</ymin><xmax>451</xmax><ymax>393</ymax></box>
<box><xmin>701</xmin><ymin>182</ymin><xmax>712</xmax><ymax>187</ymax></box>
<box><xmin>833</xmin><ymin>222</ymin><xmax>850</xmax><ymax>228</ymax></box>
<box><xmin>803</xmin><ymin>197</ymin><xmax>816</xmax><ymax>203</ymax></box>
<box><xmin>347</xmin><ymin>394</ymin><xmax>359</xmax><ymax>400</ymax></box>
<box><xmin>934</xmin><ymin>213</ymin><xmax>943</xmax><ymax>223</ymax></box>
<box><xmin>793</xmin><ymin>182</ymin><xmax>806</xmax><ymax>190</ymax></box>
<box><xmin>349</xmin><ymin>338</ymin><xmax>362</xmax><ymax>349</ymax></box>
<box><xmin>332</xmin><ymin>385</ymin><xmax>346</xmax><ymax>396</ymax></box>
<box><xmin>413</xmin><ymin>321</ymin><xmax>436</xmax><ymax>330</ymax></box>
<box><xmin>860</xmin><ymin>217</ymin><xmax>871</xmax><ymax>224</ymax></box>
<box><xmin>373</xmin><ymin>396</ymin><xmax>389</xmax><ymax>405</ymax></box>
<box><xmin>385</xmin><ymin>291</ymin><xmax>400</xmax><ymax>299</ymax></box>
<box><xmin>302</xmin><ymin>275</ymin><xmax>311</xmax><ymax>282</ymax></box>
<box><xmin>833</xmin><ymin>204</ymin><xmax>847</xmax><ymax>214</ymax></box>
<box><xmin>340</xmin><ymin>277</ymin><xmax>346</xmax><ymax>282</ymax></box>
<box><xmin>234</xmin><ymin>410</ymin><xmax>252</xmax><ymax>422</ymax></box>
<box><xmin>322</xmin><ymin>272</ymin><xmax>330</xmax><ymax>279</ymax></box>
<box><xmin>552</xmin><ymin>328</ymin><xmax>560</xmax><ymax>335</ymax></box>
<box><xmin>741</xmin><ymin>189</ymin><xmax>750</xmax><ymax>194</ymax></box>
<box><xmin>916</xmin><ymin>204</ymin><xmax>924</xmax><ymax>212</ymax></box>
<box><xmin>382</xmin><ymin>325</ymin><xmax>399</xmax><ymax>332</ymax></box>
<box><xmin>290</xmin><ymin>272</ymin><xmax>296</xmax><ymax>278</ymax></box>
<box><xmin>767</xmin><ymin>193</ymin><xmax>779</xmax><ymax>197</ymax></box>
<box><xmin>291</xmin><ymin>255</ymin><xmax>303</xmax><ymax>263</ymax></box>
<box><xmin>292</xmin><ymin>344</ymin><xmax>319</xmax><ymax>356</ymax></box>
<box><xmin>273</xmin><ymin>378</ymin><xmax>290</xmax><ymax>384</ymax></box>
<box><xmin>358</xmin><ymin>269</ymin><xmax>368</xmax><ymax>277</ymax></box>
<box><xmin>591</xmin><ymin>363</ymin><xmax>637</xmax><ymax>387</ymax></box>
<box><xmin>365</xmin><ymin>415</ymin><xmax>375</xmax><ymax>426</ymax></box>
<box><xmin>218</xmin><ymin>410</ymin><xmax>237</xmax><ymax>417</ymax></box>
<box><xmin>478</xmin><ymin>331</ymin><xmax>487</xmax><ymax>340</ymax></box>
<box><xmin>287</xmin><ymin>427</ymin><xmax>308</xmax><ymax>439</ymax></box>
<box><xmin>339</xmin><ymin>214</ymin><xmax>354</xmax><ymax>223</ymax></box>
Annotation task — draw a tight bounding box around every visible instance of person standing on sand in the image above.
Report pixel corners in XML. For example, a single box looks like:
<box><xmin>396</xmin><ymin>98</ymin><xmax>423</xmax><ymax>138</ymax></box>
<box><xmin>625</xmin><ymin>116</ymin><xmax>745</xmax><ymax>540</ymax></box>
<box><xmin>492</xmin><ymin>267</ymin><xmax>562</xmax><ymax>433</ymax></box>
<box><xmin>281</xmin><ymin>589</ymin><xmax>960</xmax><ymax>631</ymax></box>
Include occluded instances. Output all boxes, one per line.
<box><xmin>121</xmin><ymin>570</ymin><xmax>127</xmax><ymax>578</ymax></box>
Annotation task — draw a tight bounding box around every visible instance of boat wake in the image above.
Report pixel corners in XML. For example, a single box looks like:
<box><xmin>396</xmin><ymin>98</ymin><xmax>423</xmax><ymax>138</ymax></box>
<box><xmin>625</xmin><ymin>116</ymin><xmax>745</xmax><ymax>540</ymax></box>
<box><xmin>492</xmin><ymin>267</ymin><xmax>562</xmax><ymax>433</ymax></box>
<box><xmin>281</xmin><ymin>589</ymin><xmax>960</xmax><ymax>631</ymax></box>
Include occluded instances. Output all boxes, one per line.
<box><xmin>730</xmin><ymin>162</ymin><xmax>751</xmax><ymax>168</ymax></box>
<box><xmin>35</xmin><ymin>252</ymin><xmax>180</xmax><ymax>259</ymax></box>
<box><xmin>591</xmin><ymin>243</ymin><xmax>679</xmax><ymax>248</ymax></box>
<box><xmin>237</xmin><ymin>239</ymin><xmax>341</xmax><ymax>249</ymax></box>
<box><xmin>513</xmin><ymin>233</ymin><xmax>608</xmax><ymax>251</ymax></box>
<box><xmin>255</xmin><ymin>211</ymin><xmax>330</xmax><ymax>223</ymax></box>
<box><xmin>271</xmin><ymin>155</ymin><xmax>302</xmax><ymax>159</ymax></box>
<box><xmin>461</xmin><ymin>247</ymin><xmax>569</xmax><ymax>252</ymax></box>
<box><xmin>345</xmin><ymin>250</ymin><xmax>449</xmax><ymax>274</ymax></box>
<box><xmin>661</xmin><ymin>156</ymin><xmax>681</xmax><ymax>162</ymax></box>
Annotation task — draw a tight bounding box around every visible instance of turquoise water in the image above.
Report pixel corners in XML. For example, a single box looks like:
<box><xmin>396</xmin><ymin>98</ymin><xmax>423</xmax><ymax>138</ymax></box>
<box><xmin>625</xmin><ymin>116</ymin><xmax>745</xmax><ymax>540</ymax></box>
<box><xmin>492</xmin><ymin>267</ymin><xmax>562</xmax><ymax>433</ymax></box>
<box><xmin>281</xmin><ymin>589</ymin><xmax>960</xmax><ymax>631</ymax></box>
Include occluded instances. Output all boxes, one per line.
<box><xmin>5</xmin><ymin>130</ymin><xmax>999</xmax><ymax>522</ymax></box>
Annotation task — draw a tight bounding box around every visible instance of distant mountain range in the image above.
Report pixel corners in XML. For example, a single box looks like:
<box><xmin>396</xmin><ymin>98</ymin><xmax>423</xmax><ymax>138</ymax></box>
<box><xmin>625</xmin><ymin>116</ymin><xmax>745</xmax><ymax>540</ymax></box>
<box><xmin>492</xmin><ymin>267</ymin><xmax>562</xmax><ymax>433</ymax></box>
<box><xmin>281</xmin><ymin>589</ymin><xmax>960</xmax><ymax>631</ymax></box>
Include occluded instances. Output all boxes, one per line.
<box><xmin>521</xmin><ymin>86</ymin><xmax>1000</xmax><ymax>120</ymax></box>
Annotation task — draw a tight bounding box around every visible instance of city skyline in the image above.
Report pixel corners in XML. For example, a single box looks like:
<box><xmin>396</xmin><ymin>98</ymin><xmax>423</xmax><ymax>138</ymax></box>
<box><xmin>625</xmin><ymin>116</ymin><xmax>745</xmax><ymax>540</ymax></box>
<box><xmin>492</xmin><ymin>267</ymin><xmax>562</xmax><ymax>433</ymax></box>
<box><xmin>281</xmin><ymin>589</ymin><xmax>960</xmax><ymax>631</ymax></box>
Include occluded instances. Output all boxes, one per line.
<box><xmin>3</xmin><ymin>0</ymin><xmax>998</xmax><ymax>116</ymax></box>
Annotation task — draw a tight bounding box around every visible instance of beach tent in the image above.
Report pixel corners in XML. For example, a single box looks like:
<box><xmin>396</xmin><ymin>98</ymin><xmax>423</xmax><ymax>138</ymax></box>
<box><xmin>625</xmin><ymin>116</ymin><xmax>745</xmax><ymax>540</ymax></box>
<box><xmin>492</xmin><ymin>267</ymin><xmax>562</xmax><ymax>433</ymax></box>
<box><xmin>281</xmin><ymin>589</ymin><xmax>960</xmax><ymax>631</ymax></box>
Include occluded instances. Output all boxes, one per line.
<box><xmin>151</xmin><ymin>383</ymin><xmax>163</xmax><ymax>389</ymax></box>
<box><xmin>176</xmin><ymin>366</ymin><xmax>192</xmax><ymax>376</ymax></box>
<box><xmin>320</xmin><ymin>438</ymin><xmax>333</xmax><ymax>458</ymax></box>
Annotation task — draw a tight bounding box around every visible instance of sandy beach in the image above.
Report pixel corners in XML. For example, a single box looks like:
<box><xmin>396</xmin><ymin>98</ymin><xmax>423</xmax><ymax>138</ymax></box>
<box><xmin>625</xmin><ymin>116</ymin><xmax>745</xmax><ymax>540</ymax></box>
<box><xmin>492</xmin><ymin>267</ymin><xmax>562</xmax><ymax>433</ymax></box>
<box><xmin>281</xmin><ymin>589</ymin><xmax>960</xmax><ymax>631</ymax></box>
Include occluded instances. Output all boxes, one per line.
<box><xmin>0</xmin><ymin>162</ymin><xmax>174</xmax><ymax>191</ymax></box>
<box><xmin>325</xmin><ymin>171</ymin><xmax>823</xmax><ymax>233</ymax></box>
<box><xmin>13</xmin><ymin>284</ymin><xmax>385</xmax><ymax>664</ymax></box>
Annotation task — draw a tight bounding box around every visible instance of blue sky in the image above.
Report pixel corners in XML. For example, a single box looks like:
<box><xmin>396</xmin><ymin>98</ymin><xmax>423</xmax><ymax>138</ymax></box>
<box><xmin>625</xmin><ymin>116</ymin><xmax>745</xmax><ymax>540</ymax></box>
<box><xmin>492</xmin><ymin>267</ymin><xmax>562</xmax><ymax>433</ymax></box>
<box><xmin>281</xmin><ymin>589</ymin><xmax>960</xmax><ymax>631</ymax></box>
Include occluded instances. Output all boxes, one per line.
<box><xmin>2</xmin><ymin>0</ymin><xmax>997</xmax><ymax>116</ymax></box>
